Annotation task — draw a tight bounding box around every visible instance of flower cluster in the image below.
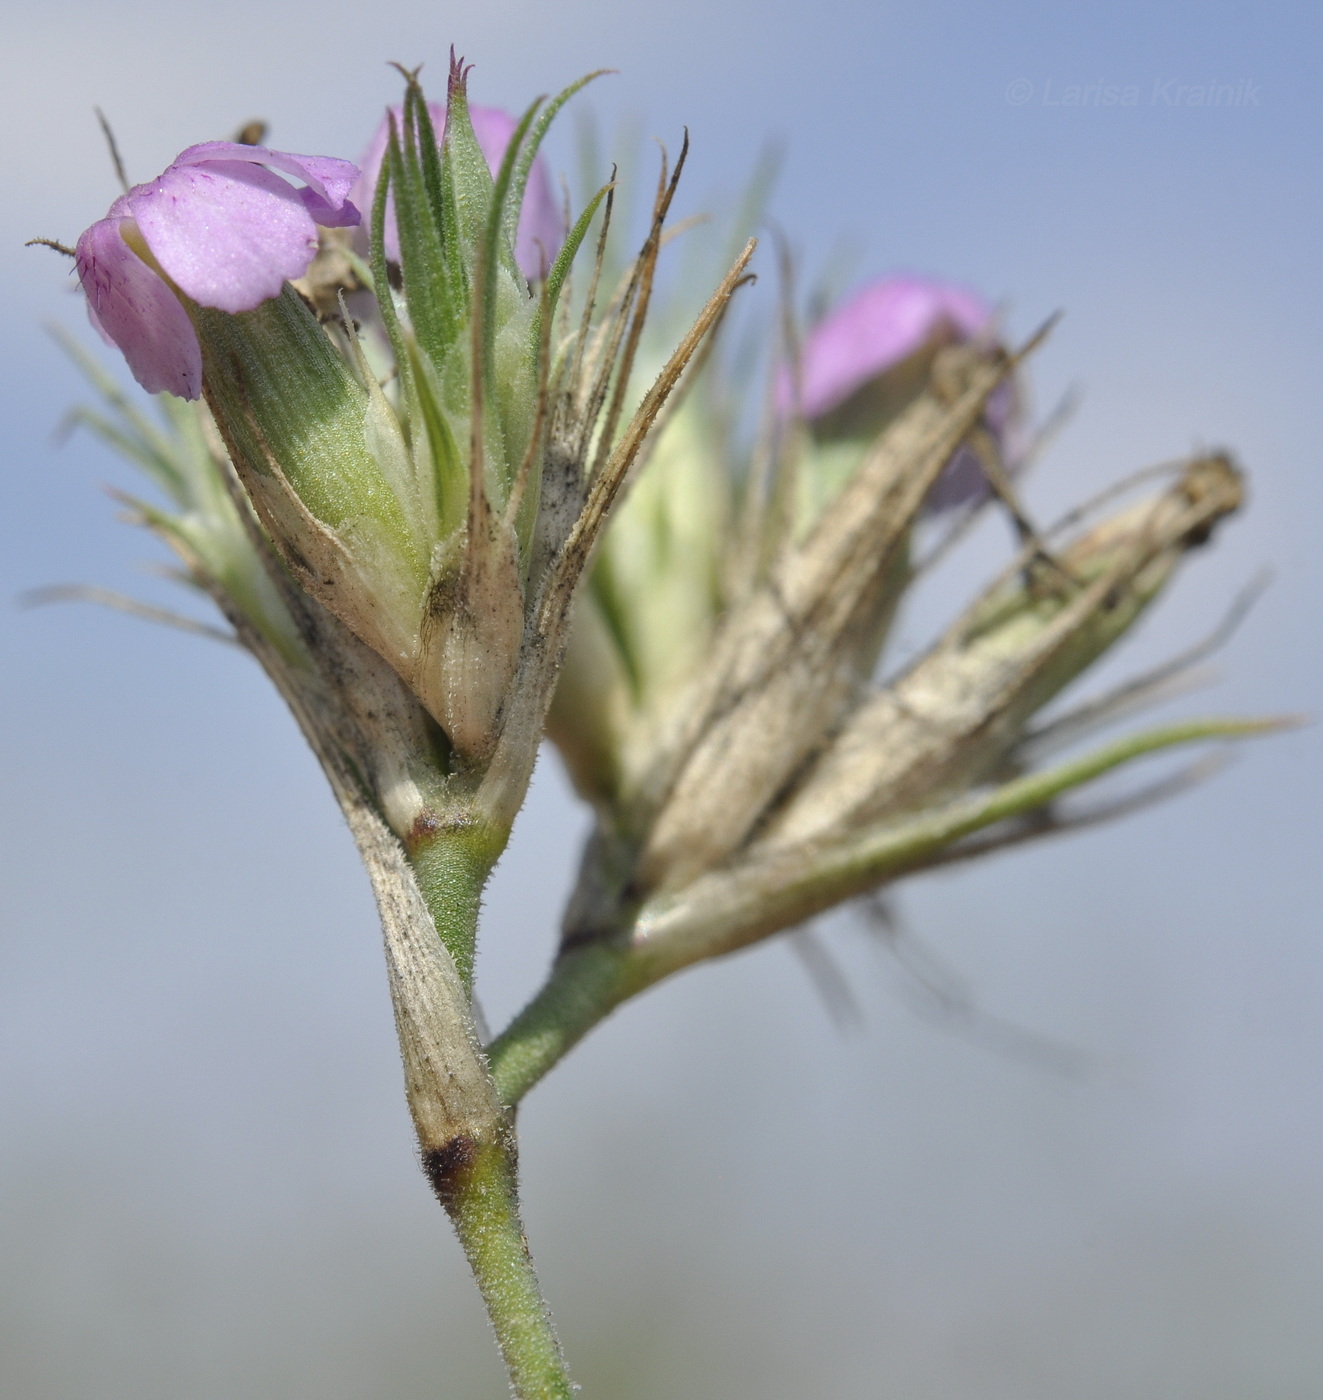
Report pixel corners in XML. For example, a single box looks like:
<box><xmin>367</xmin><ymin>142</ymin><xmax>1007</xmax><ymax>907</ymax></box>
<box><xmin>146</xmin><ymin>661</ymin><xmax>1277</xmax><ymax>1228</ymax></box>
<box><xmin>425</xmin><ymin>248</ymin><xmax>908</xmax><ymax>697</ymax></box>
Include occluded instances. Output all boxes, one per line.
<box><xmin>550</xmin><ymin>270</ymin><xmax>1016</xmax><ymax>813</ymax></box>
<box><xmin>64</xmin><ymin>66</ymin><xmax>1262</xmax><ymax>982</ymax></box>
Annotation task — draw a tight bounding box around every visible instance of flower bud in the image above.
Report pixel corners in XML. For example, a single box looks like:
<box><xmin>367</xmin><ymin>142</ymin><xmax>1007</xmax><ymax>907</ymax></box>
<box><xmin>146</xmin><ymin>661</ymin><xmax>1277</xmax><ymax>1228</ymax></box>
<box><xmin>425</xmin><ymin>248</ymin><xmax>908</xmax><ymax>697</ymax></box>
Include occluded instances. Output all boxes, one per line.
<box><xmin>548</xmin><ymin>398</ymin><xmax>731</xmax><ymax>805</ymax></box>
<box><xmin>782</xmin><ymin>275</ymin><xmax>1017</xmax><ymax>527</ymax></box>
<box><xmin>787</xmin><ymin>275</ymin><xmax>990</xmax><ymax>428</ymax></box>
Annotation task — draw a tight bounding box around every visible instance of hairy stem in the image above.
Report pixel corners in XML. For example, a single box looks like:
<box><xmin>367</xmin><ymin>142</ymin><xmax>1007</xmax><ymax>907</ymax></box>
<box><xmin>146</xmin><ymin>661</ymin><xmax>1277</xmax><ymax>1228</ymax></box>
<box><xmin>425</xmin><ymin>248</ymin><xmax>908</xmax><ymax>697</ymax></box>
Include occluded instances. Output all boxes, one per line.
<box><xmin>409</xmin><ymin>821</ymin><xmax>507</xmax><ymax>993</ymax></box>
<box><xmin>131</xmin><ymin>379</ymin><xmax>571</xmax><ymax>1398</ymax></box>
<box><xmin>489</xmin><ymin>717</ymin><xmax>1287</xmax><ymax>1105</ymax></box>
<box><xmin>437</xmin><ymin>1136</ymin><xmax>574</xmax><ymax>1400</ymax></box>
<box><xmin>491</xmin><ymin>944</ymin><xmax>636</xmax><ymax>1107</ymax></box>
<box><xmin>395</xmin><ymin>829</ymin><xmax>573</xmax><ymax>1400</ymax></box>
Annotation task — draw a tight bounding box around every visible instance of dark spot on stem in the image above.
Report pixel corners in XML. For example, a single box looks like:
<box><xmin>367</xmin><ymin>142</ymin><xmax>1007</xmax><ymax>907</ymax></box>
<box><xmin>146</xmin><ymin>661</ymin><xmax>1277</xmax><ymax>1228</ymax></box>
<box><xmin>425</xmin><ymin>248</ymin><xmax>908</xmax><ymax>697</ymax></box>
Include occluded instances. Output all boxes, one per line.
<box><xmin>422</xmin><ymin>1135</ymin><xmax>478</xmax><ymax>1207</ymax></box>
<box><xmin>403</xmin><ymin>810</ymin><xmax>447</xmax><ymax>857</ymax></box>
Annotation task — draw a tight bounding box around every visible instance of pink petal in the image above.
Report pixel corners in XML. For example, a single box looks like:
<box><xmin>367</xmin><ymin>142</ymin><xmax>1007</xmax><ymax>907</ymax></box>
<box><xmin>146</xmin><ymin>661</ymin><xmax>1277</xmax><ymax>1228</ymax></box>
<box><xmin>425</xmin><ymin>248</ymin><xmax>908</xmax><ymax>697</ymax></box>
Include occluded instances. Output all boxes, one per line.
<box><xmin>791</xmin><ymin>276</ymin><xmax>991</xmax><ymax>420</ymax></box>
<box><xmin>349</xmin><ymin>113</ymin><xmax>395</xmax><ymax>211</ymax></box>
<box><xmin>348</xmin><ymin>104</ymin><xmax>444</xmax><ymax>264</ymax></box>
<box><xmin>75</xmin><ymin>218</ymin><xmax>202</xmax><ymax>398</ymax></box>
<box><xmin>83</xmin><ymin>294</ymin><xmax>120</xmax><ymax>351</ymax></box>
<box><xmin>466</xmin><ymin>105</ymin><xmax>517</xmax><ymax>154</ymax></box>
<box><xmin>512</xmin><ymin>151</ymin><xmax>561</xmax><ymax>278</ymax></box>
<box><xmin>171</xmin><ymin>142</ymin><xmax>360</xmax><ymax>218</ymax></box>
<box><xmin>128</xmin><ymin>161</ymin><xmax>321</xmax><ymax>313</ymax></box>
<box><xmin>298</xmin><ymin>186</ymin><xmax>361</xmax><ymax>229</ymax></box>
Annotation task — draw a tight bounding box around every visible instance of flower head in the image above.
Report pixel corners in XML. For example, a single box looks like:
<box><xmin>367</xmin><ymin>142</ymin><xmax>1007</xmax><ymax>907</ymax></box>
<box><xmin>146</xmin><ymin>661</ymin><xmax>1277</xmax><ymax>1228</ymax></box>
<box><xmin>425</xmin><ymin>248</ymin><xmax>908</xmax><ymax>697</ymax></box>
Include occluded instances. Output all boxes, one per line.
<box><xmin>128</xmin><ymin>62</ymin><xmax>746</xmax><ymax>819</ymax></box>
<box><xmin>76</xmin><ymin>142</ymin><xmax>360</xmax><ymax>398</ymax></box>
<box><xmin>349</xmin><ymin>100</ymin><xmax>561</xmax><ymax>278</ymax></box>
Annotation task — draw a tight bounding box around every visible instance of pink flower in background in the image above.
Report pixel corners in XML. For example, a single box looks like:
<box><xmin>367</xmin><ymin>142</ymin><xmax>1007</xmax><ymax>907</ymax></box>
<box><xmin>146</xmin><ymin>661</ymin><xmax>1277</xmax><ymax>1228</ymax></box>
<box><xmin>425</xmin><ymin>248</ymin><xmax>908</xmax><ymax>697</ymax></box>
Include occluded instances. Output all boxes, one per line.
<box><xmin>782</xmin><ymin>274</ymin><xmax>1016</xmax><ymax>511</ymax></box>
<box><xmin>76</xmin><ymin>142</ymin><xmax>360</xmax><ymax>399</ymax></box>
<box><xmin>350</xmin><ymin>102</ymin><xmax>562</xmax><ymax>278</ymax></box>
<box><xmin>790</xmin><ymin>275</ymin><xmax>990</xmax><ymax>419</ymax></box>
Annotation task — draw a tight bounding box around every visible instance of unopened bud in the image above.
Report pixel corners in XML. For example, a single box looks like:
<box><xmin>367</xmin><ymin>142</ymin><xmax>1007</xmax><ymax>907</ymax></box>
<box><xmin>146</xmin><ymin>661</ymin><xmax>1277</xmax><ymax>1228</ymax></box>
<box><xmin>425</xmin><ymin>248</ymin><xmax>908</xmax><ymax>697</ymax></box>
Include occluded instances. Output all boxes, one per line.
<box><xmin>548</xmin><ymin>401</ymin><xmax>731</xmax><ymax>804</ymax></box>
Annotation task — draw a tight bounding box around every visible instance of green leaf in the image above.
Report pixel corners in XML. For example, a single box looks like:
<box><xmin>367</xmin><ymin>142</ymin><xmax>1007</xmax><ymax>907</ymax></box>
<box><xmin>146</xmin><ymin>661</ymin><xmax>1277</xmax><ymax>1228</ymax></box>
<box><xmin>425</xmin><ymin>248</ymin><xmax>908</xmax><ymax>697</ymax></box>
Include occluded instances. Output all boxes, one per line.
<box><xmin>485</xmin><ymin>96</ymin><xmax>542</xmax><ymax>297</ymax></box>
<box><xmin>411</xmin><ymin>86</ymin><xmax>466</xmax><ymax>326</ymax></box>
<box><xmin>477</xmin><ymin>98</ymin><xmax>543</xmax><ymax>416</ymax></box>
<box><xmin>369</xmin><ymin>131</ymin><xmax>415</xmax><ymax>409</ymax></box>
<box><xmin>441</xmin><ymin>61</ymin><xmax>498</xmax><ymax>272</ymax></box>
<box><xmin>505</xmin><ymin>70</ymin><xmax>612</xmax><ymax>262</ymax></box>
<box><xmin>532</xmin><ymin>181</ymin><xmax>613</xmax><ymax>355</ymax></box>
<box><xmin>408</xmin><ymin>341</ymin><xmax>468</xmax><ymax>543</ymax></box>
<box><xmin>390</xmin><ymin>113</ymin><xmax>453</xmax><ymax>369</ymax></box>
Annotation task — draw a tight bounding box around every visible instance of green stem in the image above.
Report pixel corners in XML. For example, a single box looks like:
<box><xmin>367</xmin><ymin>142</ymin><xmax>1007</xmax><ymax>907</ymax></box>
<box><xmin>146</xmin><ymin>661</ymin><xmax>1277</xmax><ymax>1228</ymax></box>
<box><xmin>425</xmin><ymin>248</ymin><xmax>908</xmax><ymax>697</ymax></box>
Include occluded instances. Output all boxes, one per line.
<box><xmin>490</xmin><ymin>944</ymin><xmax>635</xmax><ymax>1107</ymax></box>
<box><xmin>409</xmin><ymin>821</ymin><xmax>505</xmax><ymax>993</ymax></box>
<box><xmin>489</xmin><ymin>717</ymin><xmax>1287</xmax><ymax>1106</ymax></box>
<box><xmin>400</xmin><ymin>825</ymin><xmax>574</xmax><ymax>1399</ymax></box>
<box><xmin>441</xmin><ymin>1138</ymin><xmax>574</xmax><ymax>1400</ymax></box>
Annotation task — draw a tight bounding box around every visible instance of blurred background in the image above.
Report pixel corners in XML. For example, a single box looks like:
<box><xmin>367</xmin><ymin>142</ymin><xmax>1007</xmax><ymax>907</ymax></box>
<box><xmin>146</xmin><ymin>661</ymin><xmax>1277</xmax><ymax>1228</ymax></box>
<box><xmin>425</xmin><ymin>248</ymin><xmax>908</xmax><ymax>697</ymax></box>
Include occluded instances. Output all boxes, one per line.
<box><xmin>3</xmin><ymin>0</ymin><xmax>1321</xmax><ymax>1395</ymax></box>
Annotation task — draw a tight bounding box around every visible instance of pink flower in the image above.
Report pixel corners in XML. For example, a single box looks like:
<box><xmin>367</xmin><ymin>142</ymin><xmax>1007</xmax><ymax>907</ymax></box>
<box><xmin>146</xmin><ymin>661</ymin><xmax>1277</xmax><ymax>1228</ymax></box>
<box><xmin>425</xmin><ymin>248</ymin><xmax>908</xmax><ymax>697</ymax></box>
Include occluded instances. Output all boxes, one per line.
<box><xmin>350</xmin><ymin>102</ymin><xmax>561</xmax><ymax>278</ymax></box>
<box><xmin>76</xmin><ymin>142</ymin><xmax>360</xmax><ymax>399</ymax></box>
<box><xmin>789</xmin><ymin>275</ymin><xmax>990</xmax><ymax>420</ymax></box>
<box><xmin>782</xmin><ymin>275</ymin><xmax>1015</xmax><ymax>510</ymax></box>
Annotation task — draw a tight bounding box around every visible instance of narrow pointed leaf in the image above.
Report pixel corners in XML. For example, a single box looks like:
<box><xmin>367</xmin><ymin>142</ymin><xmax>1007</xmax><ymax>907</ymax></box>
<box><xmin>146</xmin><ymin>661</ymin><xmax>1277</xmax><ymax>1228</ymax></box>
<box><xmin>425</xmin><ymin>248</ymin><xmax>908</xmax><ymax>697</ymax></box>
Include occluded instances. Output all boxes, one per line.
<box><xmin>504</xmin><ymin>70</ymin><xmax>611</xmax><ymax>256</ymax></box>
<box><xmin>390</xmin><ymin>116</ymin><xmax>453</xmax><ymax>368</ymax></box>
<box><xmin>485</xmin><ymin>97</ymin><xmax>543</xmax><ymax>285</ymax></box>
<box><xmin>441</xmin><ymin>65</ymin><xmax>498</xmax><ymax>270</ymax></box>
<box><xmin>408</xmin><ymin>342</ymin><xmax>469</xmax><ymax>542</ymax></box>
<box><xmin>532</xmin><ymin>182</ymin><xmax>614</xmax><ymax>355</ymax></box>
<box><xmin>368</xmin><ymin>145</ymin><xmax>415</xmax><ymax>410</ymax></box>
<box><xmin>408</xmin><ymin>85</ymin><xmax>465</xmax><ymax>343</ymax></box>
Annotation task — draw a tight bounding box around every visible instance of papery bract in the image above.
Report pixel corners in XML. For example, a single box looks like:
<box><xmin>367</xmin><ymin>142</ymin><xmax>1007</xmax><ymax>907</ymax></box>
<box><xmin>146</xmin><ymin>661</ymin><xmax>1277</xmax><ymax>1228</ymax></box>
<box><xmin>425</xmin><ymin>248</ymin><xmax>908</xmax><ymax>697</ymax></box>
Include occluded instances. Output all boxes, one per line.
<box><xmin>75</xmin><ymin>142</ymin><xmax>360</xmax><ymax>399</ymax></box>
<box><xmin>349</xmin><ymin>101</ymin><xmax>561</xmax><ymax>277</ymax></box>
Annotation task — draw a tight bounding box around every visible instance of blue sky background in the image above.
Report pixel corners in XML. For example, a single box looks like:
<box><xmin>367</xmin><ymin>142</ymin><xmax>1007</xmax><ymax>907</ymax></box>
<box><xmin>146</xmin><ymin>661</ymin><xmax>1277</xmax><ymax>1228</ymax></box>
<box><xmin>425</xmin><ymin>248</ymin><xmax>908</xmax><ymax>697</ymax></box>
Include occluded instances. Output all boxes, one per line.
<box><xmin>3</xmin><ymin>1</ymin><xmax>1321</xmax><ymax>1395</ymax></box>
